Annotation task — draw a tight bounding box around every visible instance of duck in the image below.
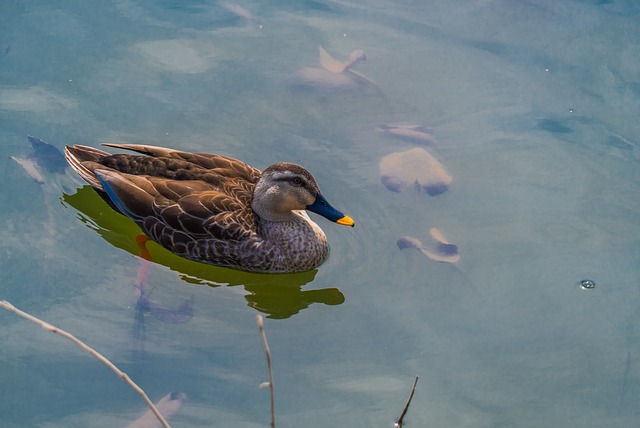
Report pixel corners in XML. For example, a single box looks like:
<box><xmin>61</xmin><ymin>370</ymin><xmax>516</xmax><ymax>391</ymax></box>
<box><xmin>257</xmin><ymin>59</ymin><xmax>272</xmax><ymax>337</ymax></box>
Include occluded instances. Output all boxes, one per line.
<box><xmin>64</xmin><ymin>144</ymin><xmax>354</xmax><ymax>273</ymax></box>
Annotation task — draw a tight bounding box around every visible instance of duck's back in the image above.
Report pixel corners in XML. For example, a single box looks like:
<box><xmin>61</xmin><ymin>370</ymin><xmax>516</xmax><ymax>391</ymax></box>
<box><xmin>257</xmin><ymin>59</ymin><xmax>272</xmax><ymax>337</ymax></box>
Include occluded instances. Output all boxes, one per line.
<box><xmin>65</xmin><ymin>144</ymin><xmax>270</xmax><ymax>264</ymax></box>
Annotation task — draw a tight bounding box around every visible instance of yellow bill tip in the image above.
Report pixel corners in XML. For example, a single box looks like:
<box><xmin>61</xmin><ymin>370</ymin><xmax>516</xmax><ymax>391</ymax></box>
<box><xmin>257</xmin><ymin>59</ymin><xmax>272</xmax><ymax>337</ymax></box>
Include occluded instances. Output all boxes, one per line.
<box><xmin>337</xmin><ymin>215</ymin><xmax>355</xmax><ymax>227</ymax></box>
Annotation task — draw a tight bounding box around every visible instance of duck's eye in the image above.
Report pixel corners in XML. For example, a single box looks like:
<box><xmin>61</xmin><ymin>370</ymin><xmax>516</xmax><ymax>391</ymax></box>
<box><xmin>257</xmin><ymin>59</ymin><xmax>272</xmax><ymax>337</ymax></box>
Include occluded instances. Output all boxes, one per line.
<box><xmin>291</xmin><ymin>177</ymin><xmax>303</xmax><ymax>186</ymax></box>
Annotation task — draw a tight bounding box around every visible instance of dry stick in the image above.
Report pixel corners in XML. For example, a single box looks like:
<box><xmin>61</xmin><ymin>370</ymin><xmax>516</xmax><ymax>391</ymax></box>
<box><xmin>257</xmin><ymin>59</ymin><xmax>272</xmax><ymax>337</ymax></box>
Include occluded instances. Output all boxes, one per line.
<box><xmin>0</xmin><ymin>300</ymin><xmax>170</xmax><ymax>428</ymax></box>
<box><xmin>256</xmin><ymin>314</ymin><xmax>275</xmax><ymax>428</ymax></box>
<box><xmin>395</xmin><ymin>375</ymin><xmax>419</xmax><ymax>428</ymax></box>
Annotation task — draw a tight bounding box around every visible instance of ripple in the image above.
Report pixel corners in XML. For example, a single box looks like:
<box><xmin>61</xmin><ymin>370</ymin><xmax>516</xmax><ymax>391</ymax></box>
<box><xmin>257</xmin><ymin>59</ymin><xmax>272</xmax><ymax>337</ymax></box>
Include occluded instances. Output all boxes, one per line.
<box><xmin>134</xmin><ymin>39</ymin><xmax>215</xmax><ymax>74</ymax></box>
<box><xmin>0</xmin><ymin>86</ymin><xmax>77</xmax><ymax>112</ymax></box>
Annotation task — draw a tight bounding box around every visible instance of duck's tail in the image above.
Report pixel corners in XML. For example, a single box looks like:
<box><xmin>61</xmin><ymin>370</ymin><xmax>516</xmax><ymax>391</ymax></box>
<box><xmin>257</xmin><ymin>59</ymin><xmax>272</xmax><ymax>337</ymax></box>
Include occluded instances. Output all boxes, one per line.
<box><xmin>64</xmin><ymin>145</ymin><xmax>111</xmax><ymax>190</ymax></box>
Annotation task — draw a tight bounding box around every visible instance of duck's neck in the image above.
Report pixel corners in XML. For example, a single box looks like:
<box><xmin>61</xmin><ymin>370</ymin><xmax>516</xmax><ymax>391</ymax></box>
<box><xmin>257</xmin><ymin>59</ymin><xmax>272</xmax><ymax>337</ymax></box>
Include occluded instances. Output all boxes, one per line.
<box><xmin>256</xmin><ymin>210</ymin><xmax>318</xmax><ymax>235</ymax></box>
<box><xmin>257</xmin><ymin>212</ymin><xmax>329</xmax><ymax>271</ymax></box>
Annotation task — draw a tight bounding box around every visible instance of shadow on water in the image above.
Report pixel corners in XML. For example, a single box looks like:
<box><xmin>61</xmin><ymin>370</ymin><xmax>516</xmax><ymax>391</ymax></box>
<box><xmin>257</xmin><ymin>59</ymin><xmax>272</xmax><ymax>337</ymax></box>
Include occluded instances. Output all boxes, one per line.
<box><xmin>61</xmin><ymin>186</ymin><xmax>345</xmax><ymax>319</ymax></box>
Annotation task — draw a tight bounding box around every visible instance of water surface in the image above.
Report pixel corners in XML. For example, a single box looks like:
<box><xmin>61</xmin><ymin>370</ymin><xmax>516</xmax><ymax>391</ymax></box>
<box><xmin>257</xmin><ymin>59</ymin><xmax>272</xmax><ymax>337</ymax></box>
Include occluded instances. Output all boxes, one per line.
<box><xmin>1</xmin><ymin>1</ymin><xmax>639</xmax><ymax>426</ymax></box>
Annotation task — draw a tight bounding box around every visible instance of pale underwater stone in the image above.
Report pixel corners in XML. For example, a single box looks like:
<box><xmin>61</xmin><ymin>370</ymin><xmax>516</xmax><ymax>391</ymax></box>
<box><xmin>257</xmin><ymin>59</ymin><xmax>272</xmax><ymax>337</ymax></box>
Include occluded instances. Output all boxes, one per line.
<box><xmin>294</xmin><ymin>46</ymin><xmax>374</xmax><ymax>89</ymax></box>
<box><xmin>422</xmin><ymin>228</ymin><xmax>460</xmax><ymax>263</ymax></box>
<box><xmin>379</xmin><ymin>147</ymin><xmax>451</xmax><ymax>195</ymax></box>
<box><xmin>397</xmin><ymin>228</ymin><xmax>460</xmax><ymax>263</ymax></box>
<box><xmin>319</xmin><ymin>46</ymin><xmax>366</xmax><ymax>73</ymax></box>
<box><xmin>295</xmin><ymin>67</ymin><xmax>363</xmax><ymax>89</ymax></box>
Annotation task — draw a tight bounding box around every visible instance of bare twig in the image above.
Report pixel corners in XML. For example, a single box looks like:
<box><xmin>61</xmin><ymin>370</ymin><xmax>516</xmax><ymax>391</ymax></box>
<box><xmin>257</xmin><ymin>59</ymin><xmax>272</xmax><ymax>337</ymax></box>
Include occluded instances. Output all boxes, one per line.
<box><xmin>395</xmin><ymin>375</ymin><xmax>419</xmax><ymax>427</ymax></box>
<box><xmin>256</xmin><ymin>314</ymin><xmax>275</xmax><ymax>428</ymax></box>
<box><xmin>0</xmin><ymin>300</ymin><xmax>170</xmax><ymax>428</ymax></box>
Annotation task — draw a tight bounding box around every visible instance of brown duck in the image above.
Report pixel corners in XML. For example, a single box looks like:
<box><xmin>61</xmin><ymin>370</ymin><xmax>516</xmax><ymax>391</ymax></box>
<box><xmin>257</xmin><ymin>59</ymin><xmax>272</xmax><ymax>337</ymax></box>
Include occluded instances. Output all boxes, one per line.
<box><xmin>64</xmin><ymin>144</ymin><xmax>354</xmax><ymax>273</ymax></box>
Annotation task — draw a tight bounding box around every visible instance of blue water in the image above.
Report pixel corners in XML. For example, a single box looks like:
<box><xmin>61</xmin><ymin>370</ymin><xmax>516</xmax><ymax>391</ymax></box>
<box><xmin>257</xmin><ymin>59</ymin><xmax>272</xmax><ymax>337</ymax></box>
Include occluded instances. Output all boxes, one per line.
<box><xmin>1</xmin><ymin>1</ymin><xmax>640</xmax><ymax>426</ymax></box>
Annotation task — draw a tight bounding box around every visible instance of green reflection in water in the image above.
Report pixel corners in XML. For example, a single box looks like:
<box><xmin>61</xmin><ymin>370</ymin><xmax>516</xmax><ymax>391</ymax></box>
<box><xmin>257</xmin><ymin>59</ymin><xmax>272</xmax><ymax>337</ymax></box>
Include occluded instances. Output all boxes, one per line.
<box><xmin>62</xmin><ymin>186</ymin><xmax>344</xmax><ymax>319</ymax></box>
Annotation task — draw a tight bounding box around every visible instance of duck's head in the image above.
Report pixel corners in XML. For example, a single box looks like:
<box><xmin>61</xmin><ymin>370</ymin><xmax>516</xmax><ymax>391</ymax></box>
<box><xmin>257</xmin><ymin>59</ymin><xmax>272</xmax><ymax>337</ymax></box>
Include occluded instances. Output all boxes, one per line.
<box><xmin>252</xmin><ymin>162</ymin><xmax>354</xmax><ymax>227</ymax></box>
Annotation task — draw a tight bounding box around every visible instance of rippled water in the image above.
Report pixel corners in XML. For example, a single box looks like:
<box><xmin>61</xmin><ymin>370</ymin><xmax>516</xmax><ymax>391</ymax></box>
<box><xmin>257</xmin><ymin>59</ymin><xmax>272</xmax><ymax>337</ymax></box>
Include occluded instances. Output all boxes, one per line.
<box><xmin>1</xmin><ymin>1</ymin><xmax>640</xmax><ymax>426</ymax></box>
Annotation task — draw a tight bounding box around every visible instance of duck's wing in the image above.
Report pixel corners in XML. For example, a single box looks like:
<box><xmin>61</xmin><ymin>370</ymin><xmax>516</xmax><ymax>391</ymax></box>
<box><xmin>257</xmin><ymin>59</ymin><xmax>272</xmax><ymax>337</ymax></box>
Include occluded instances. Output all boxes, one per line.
<box><xmin>102</xmin><ymin>143</ymin><xmax>262</xmax><ymax>182</ymax></box>
<box><xmin>96</xmin><ymin>169</ymin><xmax>255</xmax><ymax>237</ymax></box>
<box><xmin>95</xmin><ymin>169</ymin><xmax>257</xmax><ymax>257</ymax></box>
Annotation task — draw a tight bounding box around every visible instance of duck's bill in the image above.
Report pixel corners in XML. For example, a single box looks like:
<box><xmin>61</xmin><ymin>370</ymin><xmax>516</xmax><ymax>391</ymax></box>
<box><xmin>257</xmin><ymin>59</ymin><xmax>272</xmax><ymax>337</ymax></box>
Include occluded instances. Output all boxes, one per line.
<box><xmin>336</xmin><ymin>215</ymin><xmax>355</xmax><ymax>227</ymax></box>
<box><xmin>307</xmin><ymin>194</ymin><xmax>355</xmax><ymax>227</ymax></box>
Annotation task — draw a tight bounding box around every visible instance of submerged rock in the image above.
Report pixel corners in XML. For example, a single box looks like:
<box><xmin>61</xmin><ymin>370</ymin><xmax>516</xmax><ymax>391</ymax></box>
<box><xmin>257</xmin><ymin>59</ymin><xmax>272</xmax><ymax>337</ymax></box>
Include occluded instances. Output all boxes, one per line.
<box><xmin>397</xmin><ymin>228</ymin><xmax>460</xmax><ymax>263</ymax></box>
<box><xmin>296</xmin><ymin>66</ymin><xmax>363</xmax><ymax>89</ymax></box>
<box><xmin>379</xmin><ymin>147</ymin><xmax>451</xmax><ymax>195</ymax></box>
<box><xmin>319</xmin><ymin>46</ymin><xmax>366</xmax><ymax>73</ymax></box>
<box><xmin>294</xmin><ymin>46</ymin><xmax>374</xmax><ymax>90</ymax></box>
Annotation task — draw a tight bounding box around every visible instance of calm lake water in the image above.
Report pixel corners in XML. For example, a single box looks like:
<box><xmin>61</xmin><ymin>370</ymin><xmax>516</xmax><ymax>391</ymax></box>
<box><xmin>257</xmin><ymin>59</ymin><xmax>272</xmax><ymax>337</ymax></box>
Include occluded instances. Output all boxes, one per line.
<box><xmin>1</xmin><ymin>1</ymin><xmax>640</xmax><ymax>426</ymax></box>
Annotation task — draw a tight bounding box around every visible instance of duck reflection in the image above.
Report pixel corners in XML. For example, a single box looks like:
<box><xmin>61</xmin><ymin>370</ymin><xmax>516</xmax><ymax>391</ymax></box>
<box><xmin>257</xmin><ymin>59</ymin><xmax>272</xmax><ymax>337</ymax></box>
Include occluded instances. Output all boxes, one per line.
<box><xmin>62</xmin><ymin>186</ymin><xmax>345</xmax><ymax>319</ymax></box>
<box><xmin>131</xmin><ymin>244</ymin><xmax>195</xmax><ymax>353</ymax></box>
<box><xmin>11</xmin><ymin>135</ymin><xmax>67</xmax><ymax>183</ymax></box>
<box><xmin>11</xmin><ymin>136</ymin><xmax>69</xmax><ymax>268</ymax></box>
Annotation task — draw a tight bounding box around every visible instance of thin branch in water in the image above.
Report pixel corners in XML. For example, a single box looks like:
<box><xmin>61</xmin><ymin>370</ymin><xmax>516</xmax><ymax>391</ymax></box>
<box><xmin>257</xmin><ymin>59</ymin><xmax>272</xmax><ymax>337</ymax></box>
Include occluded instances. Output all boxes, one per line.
<box><xmin>0</xmin><ymin>300</ymin><xmax>171</xmax><ymax>428</ymax></box>
<box><xmin>256</xmin><ymin>314</ymin><xmax>275</xmax><ymax>428</ymax></box>
<box><xmin>395</xmin><ymin>375</ymin><xmax>419</xmax><ymax>428</ymax></box>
